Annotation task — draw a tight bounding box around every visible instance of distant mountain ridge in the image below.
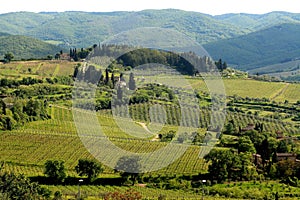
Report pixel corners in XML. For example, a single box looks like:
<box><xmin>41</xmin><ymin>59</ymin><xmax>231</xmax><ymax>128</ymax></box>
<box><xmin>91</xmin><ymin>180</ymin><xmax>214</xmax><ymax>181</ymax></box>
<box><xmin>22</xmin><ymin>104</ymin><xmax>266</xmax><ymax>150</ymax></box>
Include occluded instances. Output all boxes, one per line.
<box><xmin>204</xmin><ymin>23</ymin><xmax>300</xmax><ymax>70</ymax></box>
<box><xmin>215</xmin><ymin>11</ymin><xmax>300</xmax><ymax>30</ymax></box>
<box><xmin>1</xmin><ymin>10</ymin><xmax>300</xmax><ymax>47</ymax></box>
<box><xmin>1</xmin><ymin>9</ymin><xmax>300</xmax><ymax>79</ymax></box>
<box><xmin>0</xmin><ymin>10</ymin><xmax>249</xmax><ymax>47</ymax></box>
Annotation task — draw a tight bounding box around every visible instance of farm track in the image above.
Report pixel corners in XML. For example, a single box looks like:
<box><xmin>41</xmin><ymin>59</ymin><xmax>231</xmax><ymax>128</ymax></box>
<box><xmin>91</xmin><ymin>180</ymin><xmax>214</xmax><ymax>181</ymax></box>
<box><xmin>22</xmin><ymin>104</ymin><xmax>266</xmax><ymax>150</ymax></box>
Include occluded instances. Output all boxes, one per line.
<box><xmin>52</xmin><ymin>64</ymin><xmax>60</xmax><ymax>77</ymax></box>
<box><xmin>271</xmin><ymin>83</ymin><xmax>289</xmax><ymax>101</ymax></box>
<box><xmin>34</xmin><ymin>62</ymin><xmax>43</xmax><ymax>73</ymax></box>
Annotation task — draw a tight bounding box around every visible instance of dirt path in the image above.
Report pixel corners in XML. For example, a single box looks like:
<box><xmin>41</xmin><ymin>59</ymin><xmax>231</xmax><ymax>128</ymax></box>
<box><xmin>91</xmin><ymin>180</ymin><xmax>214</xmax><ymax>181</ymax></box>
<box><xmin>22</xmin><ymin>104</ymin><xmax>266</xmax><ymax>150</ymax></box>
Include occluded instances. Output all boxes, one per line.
<box><xmin>270</xmin><ymin>83</ymin><xmax>289</xmax><ymax>101</ymax></box>
<box><xmin>52</xmin><ymin>64</ymin><xmax>60</xmax><ymax>77</ymax></box>
<box><xmin>135</xmin><ymin>122</ymin><xmax>151</xmax><ymax>133</ymax></box>
<box><xmin>135</xmin><ymin>122</ymin><xmax>160</xmax><ymax>141</ymax></box>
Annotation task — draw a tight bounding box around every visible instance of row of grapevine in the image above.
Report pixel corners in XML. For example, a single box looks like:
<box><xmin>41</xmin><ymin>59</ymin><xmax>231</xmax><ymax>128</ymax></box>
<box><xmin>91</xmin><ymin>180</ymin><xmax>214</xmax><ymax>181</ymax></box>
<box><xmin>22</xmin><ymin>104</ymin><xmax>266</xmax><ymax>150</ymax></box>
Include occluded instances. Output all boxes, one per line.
<box><xmin>123</xmin><ymin>103</ymin><xmax>298</xmax><ymax>134</ymax></box>
<box><xmin>227</xmin><ymin>112</ymin><xmax>298</xmax><ymax>134</ymax></box>
<box><xmin>45</xmin><ymin>185</ymin><xmax>204</xmax><ymax>199</ymax></box>
<box><xmin>0</xmin><ymin>131</ymin><xmax>93</xmax><ymax>170</ymax></box>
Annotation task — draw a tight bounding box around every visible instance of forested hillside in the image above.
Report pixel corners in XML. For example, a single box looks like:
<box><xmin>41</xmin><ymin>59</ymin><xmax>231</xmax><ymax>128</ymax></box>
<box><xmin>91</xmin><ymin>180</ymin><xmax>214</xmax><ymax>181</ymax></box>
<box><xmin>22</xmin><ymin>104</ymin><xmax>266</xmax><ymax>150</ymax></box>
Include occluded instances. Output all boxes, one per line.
<box><xmin>0</xmin><ymin>34</ymin><xmax>63</xmax><ymax>60</ymax></box>
<box><xmin>0</xmin><ymin>10</ymin><xmax>246</xmax><ymax>47</ymax></box>
<box><xmin>204</xmin><ymin>23</ymin><xmax>300</xmax><ymax>71</ymax></box>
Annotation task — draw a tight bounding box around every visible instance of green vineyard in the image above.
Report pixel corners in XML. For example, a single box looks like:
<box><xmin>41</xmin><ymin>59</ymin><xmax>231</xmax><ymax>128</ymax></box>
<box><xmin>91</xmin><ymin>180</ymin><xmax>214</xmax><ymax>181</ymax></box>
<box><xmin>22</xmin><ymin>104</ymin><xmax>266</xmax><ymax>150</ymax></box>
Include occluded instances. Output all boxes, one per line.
<box><xmin>2</xmin><ymin>102</ymin><xmax>297</xmax><ymax>178</ymax></box>
<box><xmin>1</xmin><ymin>106</ymin><xmax>210</xmax><ymax>176</ymax></box>
<box><xmin>126</xmin><ymin>103</ymin><xmax>298</xmax><ymax>134</ymax></box>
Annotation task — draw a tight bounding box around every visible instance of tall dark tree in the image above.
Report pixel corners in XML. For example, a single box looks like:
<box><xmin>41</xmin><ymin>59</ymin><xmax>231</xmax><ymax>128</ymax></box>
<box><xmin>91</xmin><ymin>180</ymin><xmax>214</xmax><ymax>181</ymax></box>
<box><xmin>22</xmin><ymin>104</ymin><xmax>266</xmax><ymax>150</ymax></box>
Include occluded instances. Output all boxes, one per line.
<box><xmin>99</xmin><ymin>69</ymin><xmax>104</xmax><ymax>83</ymax></box>
<box><xmin>215</xmin><ymin>58</ymin><xmax>223</xmax><ymax>70</ymax></box>
<box><xmin>111</xmin><ymin>73</ymin><xmax>115</xmax><ymax>88</ymax></box>
<box><xmin>223</xmin><ymin>61</ymin><xmax>228</xmax><ymax>70</ymax></box>
<box><xmin>5</xmin><ymin>116</ymin><xmax>13</xmax><ymax>130</ymax></box>
<box><xmin>74</xmin><ymin>53</ymin><xmax>78</xmax><ymax>61</ymax></box>
<box><xmin>0</xmin><ymin>100</ymin><xmax>6</xmax><ymax>115</ymax></box>
<box><xmin>85</xmin><ymin>65</ymin><xmax>100</xmax><ymax>84</ymax></box>
<box><xmin>105</xmin><ymin>68</ymin><xmax>109</xmax><ymax>84</ymax></box>
<box><xmin>54</xmin><ymin>53</ymin><xmax>60</xmax><ymax>60</ymax></box>
<box><xmin>117</xmin><ymin>85</ymin><xmax>123</xmax><ymax>100</ymax></box>
<box><xmin>215</xmin><ymin>58</ymin><xmax>228</xmax><ymax>71</ymax></box>
<box><xmin>120</xmin><ymin>73</ymin><xmax>125</xmax><ymax>82</ymax></box>
<box><xmin>73</xmin><ymin>48</ymin><xmax>78</xmax><ymax>61</ymax></box>
<box><xmin>260</xmin><ymin>137</ymin><xmax>278</xmax><ymax>164</ymax></box>
<box><xmin>128</xmin><ymin>72</ymin><xmax>136</xmax><ymax>90</ymax></box>
<box><xmin>70</xmin><ymin>48</ymin><xmax>73</xmax><ymax>58</ymax></box>
<box><xmin>73</xmin><ymin>64</ymin><xmax>80</xmax><ymax>78</ymax></box>
<box><xmin>72</xmin><ymin>49</ymin><xmax>76</xmax><ymax>57</ymax></box>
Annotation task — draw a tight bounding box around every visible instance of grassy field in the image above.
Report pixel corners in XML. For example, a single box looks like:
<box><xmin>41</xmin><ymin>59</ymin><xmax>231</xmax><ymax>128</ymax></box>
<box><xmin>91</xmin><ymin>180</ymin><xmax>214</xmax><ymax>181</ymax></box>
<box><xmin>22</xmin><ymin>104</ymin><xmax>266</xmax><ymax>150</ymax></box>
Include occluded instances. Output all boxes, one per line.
<box><xmin>0</xmin><ymin>60</ymin><xmax>76</xmax><ymax>79</ymax></box>
<box><xmin>187</xmin><ymin>77</ymin><xmax>300</xmax><ymax>103</ymax></box>
<box><xmin>272</xmin><ymin>83</ymin><xmax>300</xmax><ymax>103</ymax></box>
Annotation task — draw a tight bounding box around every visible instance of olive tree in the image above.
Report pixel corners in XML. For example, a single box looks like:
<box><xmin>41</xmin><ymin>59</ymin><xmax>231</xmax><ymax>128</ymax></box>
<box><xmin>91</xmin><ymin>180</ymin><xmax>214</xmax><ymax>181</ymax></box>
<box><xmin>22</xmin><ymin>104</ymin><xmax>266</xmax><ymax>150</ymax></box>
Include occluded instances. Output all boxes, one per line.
<box><xmin>75</xmin><ymin>159</ymin><xmax>103</xmax><ymax>182</ymax></box>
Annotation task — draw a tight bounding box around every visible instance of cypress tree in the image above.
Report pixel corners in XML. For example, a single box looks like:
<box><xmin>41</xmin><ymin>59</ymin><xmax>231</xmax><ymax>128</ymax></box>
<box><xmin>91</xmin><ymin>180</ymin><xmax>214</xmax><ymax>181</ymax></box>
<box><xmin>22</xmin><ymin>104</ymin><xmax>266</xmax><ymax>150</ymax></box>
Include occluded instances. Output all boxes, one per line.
<box><xmin>128</xmin><ymin>72</ymin><xmax>136</xmax><ymax>90</ymax></box>
<box><xmin>105</xmin><ymin>68</ymin><xmax>109</xmax><ymax>84</ymax></box>
<box><xmin>111</xmin><ymin>73</ymin><xmax>115</xmax><ymax>88</ymax></box>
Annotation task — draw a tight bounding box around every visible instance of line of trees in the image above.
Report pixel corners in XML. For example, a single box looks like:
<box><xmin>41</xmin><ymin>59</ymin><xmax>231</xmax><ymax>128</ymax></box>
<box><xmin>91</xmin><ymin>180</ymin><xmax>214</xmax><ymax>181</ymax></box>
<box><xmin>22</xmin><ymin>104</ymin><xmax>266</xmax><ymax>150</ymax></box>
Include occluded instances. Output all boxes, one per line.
<box><xmin>44</xmin><ymin>159</ymin><xmax>103</xmax><ymax>184</ymax></box>
<box><xmin>69</xmin><ymin>45</ymin><xmax>97</xmax><ymax>61</ymax></box>
<box><xmin>43</xmin><ymin>156</ymin><xmax>141</xmax><ymax>186</ymax></box>
<box><xmin>91</xmin><ymin>44</ymin><xmax>219</xmax><ymax>75</ymax></box>
<box><xmin>117</xmin><ymin>48</ymin><xmax>212</xmax><ymax>75</ymax></box>
<box><xmin>0</xmin><ymin>98</ymin><xmax>49</xmax><ymax>130</ymax></box>
<box><xmin>0</xmin><ymin>77</ymin><xmax>43</xmax><ymax>88</ymax></box>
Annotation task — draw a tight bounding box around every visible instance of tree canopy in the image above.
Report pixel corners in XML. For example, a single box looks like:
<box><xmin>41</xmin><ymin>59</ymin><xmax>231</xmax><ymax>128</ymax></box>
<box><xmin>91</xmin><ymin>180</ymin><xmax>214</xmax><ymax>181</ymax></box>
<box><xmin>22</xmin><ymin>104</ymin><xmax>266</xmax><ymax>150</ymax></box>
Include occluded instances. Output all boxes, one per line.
<box><xmin>115</xmin><ymin>156</ymin><xmax>141</xmax><ymax>185</ymax></box>
<box><xmin>44</xmin><ymin>160</ymin><xmax>66</xmax><ymax>184</ymax></box>
<box><xmin>0</xmin><ymin>162</ymin><xmax>50</xmax><ymax>199</ymax></box>
<box><xmin>4</xmin><ymin>52</ymin><xmax>14</xmax><ymax>63</ymax></box>
<box><xmin>75</xmin><ymin>159</ymin><xmax>103</xmax><ymax>182</ymax></box>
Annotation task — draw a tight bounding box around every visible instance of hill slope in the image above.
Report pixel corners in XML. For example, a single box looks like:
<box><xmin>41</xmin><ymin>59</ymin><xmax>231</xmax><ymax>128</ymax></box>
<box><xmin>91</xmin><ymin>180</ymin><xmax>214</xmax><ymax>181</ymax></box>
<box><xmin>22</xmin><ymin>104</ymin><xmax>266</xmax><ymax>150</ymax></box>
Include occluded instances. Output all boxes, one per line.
<box><xmin>2</xmin><ymin>10</ymin><xmax>300</xmax><ymax>74</ymax></box>
<box><xmin>0</xmin><ymin>35</ymin><xmax>64</xmax><ymax>60</ymax></box>
<box><xmin>2</xmin><ymin>10</ymin><xmax>300</xmax><ymax>48</ymax></box>
<box><xmin>215</xmin><ymin>11</ymin><xmax>300</xmax><ymax>30</ymax></box>
<box><xmin>204</xmin><ymin>23</ymin><xmax>300</xmax><ymax>71</ymax></box>
<box><xmin>0</xmin><ymin>10</ymin><xmax>247</xmax><ymax>47</ymax></box>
